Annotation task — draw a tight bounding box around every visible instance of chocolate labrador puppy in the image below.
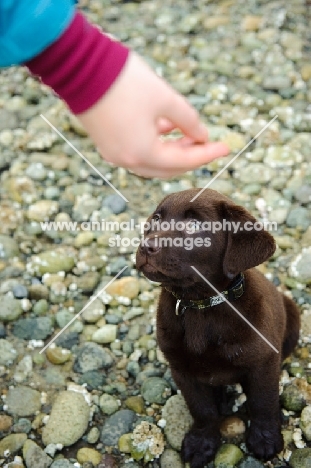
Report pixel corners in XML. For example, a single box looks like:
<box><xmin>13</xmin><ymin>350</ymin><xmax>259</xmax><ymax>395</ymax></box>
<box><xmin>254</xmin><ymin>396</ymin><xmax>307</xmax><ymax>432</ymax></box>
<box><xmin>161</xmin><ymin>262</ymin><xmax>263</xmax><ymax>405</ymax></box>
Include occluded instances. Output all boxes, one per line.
<box><xmin>136</xmin><ymin>188</ymin><xmax>300</xmax><ymax>468</ymax></box>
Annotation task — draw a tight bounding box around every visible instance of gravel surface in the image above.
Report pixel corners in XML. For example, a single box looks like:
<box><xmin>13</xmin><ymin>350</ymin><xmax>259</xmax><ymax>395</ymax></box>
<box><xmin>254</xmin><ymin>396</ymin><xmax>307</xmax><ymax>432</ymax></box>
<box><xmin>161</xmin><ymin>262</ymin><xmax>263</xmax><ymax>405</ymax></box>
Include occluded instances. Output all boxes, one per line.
<box><xmin>0</xmin><ymin>0</ymin><xmax>311</xmax><ymax>467</ymax></box>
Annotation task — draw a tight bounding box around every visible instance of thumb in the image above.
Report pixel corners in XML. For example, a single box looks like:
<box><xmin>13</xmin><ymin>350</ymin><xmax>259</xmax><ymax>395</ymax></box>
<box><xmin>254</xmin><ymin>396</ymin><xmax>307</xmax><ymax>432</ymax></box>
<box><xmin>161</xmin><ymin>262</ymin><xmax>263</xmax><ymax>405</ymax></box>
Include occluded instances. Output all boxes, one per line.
<box><xmin>163</xmin><ymin>90</ymin><xmax>208</xmax><ymax>143</ymax></box>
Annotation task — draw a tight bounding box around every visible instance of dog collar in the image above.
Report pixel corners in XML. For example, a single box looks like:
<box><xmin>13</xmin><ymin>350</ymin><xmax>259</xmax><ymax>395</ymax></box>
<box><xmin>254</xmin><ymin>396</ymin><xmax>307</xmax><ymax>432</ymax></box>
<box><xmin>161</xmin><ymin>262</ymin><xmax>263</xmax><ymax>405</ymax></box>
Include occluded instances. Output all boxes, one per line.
<box><xmin>166</xmin><ymin>273</ymin><xmax>245</xmax><ymax>316</ymax></box>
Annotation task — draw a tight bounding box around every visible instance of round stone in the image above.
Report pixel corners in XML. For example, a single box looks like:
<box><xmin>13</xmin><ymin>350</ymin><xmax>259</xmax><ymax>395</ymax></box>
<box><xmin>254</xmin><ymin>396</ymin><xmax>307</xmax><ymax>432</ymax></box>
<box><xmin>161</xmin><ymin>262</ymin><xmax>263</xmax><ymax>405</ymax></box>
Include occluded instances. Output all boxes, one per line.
<box><xmin>6</xmin><ymin>386</ymin><xmax>41</xmax><ymax>416</ymax></box>
<box><xmin>42</xmin><ymin>391</ymin><xmax>90</xmax><ymax>446</ymax></box>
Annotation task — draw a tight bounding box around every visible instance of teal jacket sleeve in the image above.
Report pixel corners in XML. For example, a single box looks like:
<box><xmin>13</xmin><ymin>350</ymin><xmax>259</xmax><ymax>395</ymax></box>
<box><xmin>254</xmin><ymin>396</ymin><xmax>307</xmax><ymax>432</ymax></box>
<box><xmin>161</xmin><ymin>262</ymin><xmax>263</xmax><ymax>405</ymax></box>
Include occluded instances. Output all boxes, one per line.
<box><xmin>0</xmin><ymin>0</ymin><xmax>75</xmax><ymax>67</ymax></box>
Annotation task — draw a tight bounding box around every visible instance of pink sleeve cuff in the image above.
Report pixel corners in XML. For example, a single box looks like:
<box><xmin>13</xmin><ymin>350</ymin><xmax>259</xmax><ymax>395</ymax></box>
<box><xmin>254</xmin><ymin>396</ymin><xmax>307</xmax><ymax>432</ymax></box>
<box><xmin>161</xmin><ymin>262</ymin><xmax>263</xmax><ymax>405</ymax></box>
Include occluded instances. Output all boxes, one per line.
<box><xmin>26</xmin><ymin>11</ymin><xmax>130</xmax><ymax>114</ymax></box>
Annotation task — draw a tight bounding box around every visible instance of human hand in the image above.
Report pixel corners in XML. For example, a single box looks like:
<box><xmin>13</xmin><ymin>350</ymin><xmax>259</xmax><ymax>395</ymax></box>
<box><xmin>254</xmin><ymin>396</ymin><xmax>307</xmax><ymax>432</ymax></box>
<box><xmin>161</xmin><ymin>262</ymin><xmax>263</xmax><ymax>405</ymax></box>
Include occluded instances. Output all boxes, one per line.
<box><xmin>77</xmin><ymin>52</ymin><xmax>230</xmax><ymax>178</ymax></box>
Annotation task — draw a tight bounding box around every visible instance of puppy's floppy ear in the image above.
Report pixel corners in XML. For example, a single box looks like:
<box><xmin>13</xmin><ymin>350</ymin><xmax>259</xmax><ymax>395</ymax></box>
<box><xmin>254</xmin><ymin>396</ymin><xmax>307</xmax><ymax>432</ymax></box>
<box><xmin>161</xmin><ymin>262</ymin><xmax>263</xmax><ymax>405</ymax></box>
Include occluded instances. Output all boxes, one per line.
<box><xmin>221</xmin><ymin>202</ymin><xmax>276</xmax><ymax>279</ymax></box>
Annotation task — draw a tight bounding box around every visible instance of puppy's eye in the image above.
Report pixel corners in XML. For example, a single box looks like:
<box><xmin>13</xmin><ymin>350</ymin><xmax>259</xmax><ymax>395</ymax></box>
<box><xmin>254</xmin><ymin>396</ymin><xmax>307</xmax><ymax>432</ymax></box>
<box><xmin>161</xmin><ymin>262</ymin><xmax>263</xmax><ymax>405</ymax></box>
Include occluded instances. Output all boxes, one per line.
<box><xmin>186</xmin><ymin>220</ymin><xmax>201</xmax><ymax>232</ymax></box>
<box><xmin>152</xmin><ymin>214</ymin><xmax>161</xmax><ymax>222</ymax></box>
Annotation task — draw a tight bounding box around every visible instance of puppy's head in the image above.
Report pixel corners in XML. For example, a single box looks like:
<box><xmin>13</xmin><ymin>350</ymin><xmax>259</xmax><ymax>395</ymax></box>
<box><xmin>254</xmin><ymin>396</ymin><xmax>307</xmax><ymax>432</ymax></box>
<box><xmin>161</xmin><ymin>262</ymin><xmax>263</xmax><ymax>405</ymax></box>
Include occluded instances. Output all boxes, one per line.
<box><xmin>136</xmin><ymin>188</ymin><xmax>275</xmax><ymax>289</ymax></box>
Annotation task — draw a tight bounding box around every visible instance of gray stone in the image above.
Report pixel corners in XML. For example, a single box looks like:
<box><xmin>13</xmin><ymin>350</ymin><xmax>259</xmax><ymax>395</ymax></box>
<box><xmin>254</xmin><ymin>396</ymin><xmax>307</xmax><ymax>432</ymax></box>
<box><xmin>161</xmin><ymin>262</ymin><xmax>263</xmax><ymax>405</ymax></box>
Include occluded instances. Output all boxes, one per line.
<box><xmin>12</xmin><ymin>284</ymin><xmax>28</xmax><ymax>299</ymax></box>
<box><xmin>73</xmin><ymin>342</ymin><xmax>114</xmax><ymax>373</ymax></box>
<box><xmin>300</xmin><ymin>406</ymin><xmax>311</xmax><ymax>441</ymax></box>
<box><xmin>27</xmin><ymin>250</ymin><xmax>76</xmax><ymax>275</ymax></box>
<box><xmin>6</xmin><ymin>386</ymin><xmax>41</xmax><ymax>416</ymax></box>
<box><xmin>78</xmin><ymin>370</ymin><xmax>106</xmax><ymax>390</ymax></box>
<box><xmin>99</xmin><ymin>393</ymin><xmax>119</xmax><ymax>415</ymax></box>
<box><xmin>13</xmin><ymin>317</ymin><xmax>53</xmax><ymax>340</ymax></box>
<box><xmin>238</xmin><ymin>456</ymin><xmax>265</xmax><ymax>468</ymax></box>
<box><xmin>237</xmin><ymin>163</ymin><xmax>275</xmax><ymax>184</ymax></box>
<box><xmin>263</xmin><ymin>76</ymin><xmax>292</xmax><ymax>90</ymax></box>
<box><xmin>50</xmin><ymin>461</ymin><xmax>75</xmax><ymax>468</ymax></box>
<box><xmin>0</xmin><ymin>295</ymin><xmax>23</xmax><ymax>321</ymax></box>
<box><xmin>286</xmin><ymin>207</ymin><xmax>311</xmax><ymax>231</ymax></box>
<box><xmin>281</xmin><ymin>385</ymin><xmax>306</xmax><ymax>412</ymax></box>
<box><xmin>141</xmin><ymin>377</ymin><xmax>170</xmax><ymax>404</ymax></box>
<box><xmin>101</xmin><ymin>409</ymin><xmax>137</xmax><ymax>446</ymax></box>
<box><xmin>160</xmin><ymin>448</ymin><xmax>184</xmax><ymax>468</ymax></box>
<box><xmin>25</xmin><ymin>162</ymin><xmax>47</xmax><ymax>181</ymax></box>
<box><xmin>42</xmin><ymin>391</ymin><xmax>90</xmax><ymax>446</ymax></box>
<box><xmin>103</xmin><ymin>194</ymin><xmax>127</xmax><ymax>214</ymax></box>
<box><xmin>0</xmin><ymin>433</ymin><xmax>27</xmax><ymax>457</ymax></box>
<box><xmin>290</xmin><ymin>448</ymin><xmax>311</xmax><ymax>468</ymax></box>
<box><xmin>289</xmin><ymin>248</ymin><xmax>311</xmax><ymax>284</ymax></box>
<box><xmin>295</xmin><ymin>185</ymin><xmax>311</xmax><ymax>204</ymax></box>
<box><xmin>23</xmin><ymin>439</ymin><xmax>52</xmax><ymax>468</ymax></box>
<box><xmin>162</xmin><ymin>394</ymin><xmax>193</xmax><ymax>451</ymax></box>
<box><xmin>0</xmin><ymin>339</ymin><xmax>17</xmax><ymax>365</ymax></box>
<box><xmin>12</xmin><ymin>418</ymin><xmax>32</xmax><ymax>434</ymax></box>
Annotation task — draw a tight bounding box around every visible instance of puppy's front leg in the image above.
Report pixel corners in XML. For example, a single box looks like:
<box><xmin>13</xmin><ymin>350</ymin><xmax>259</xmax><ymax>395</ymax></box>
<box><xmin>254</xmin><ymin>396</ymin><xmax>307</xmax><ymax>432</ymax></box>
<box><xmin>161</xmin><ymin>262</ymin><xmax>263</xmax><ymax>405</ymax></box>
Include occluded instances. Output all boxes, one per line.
<box><xmin>171</xmin><ymin>369</ymin><xmax>221</xmax><ymax>468</ymax></box>
<box><xmin>244</xmin><ymin>362</ymin><xmax>284</xmax><ymax>460</ymax></box>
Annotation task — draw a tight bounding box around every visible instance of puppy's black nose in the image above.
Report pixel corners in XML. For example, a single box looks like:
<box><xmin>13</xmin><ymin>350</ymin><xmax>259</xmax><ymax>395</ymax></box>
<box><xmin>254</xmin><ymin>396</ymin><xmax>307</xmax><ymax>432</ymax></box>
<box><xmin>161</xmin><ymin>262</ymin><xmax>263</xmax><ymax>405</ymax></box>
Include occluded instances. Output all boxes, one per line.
<box><xmin>143</xmin><ymin>236</ymin><xmax>161</xmax><ymax>255</ymax></box>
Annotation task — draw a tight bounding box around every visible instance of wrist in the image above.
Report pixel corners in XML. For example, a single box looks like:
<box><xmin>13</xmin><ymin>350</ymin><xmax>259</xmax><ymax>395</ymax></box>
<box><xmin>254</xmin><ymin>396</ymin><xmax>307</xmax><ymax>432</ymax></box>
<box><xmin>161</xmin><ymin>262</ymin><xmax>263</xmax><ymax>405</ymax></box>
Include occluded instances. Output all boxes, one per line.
<box><xmin>26</xmin><ymin>11</ymin><xmax>130</xmax><ymax>114</ymax></box>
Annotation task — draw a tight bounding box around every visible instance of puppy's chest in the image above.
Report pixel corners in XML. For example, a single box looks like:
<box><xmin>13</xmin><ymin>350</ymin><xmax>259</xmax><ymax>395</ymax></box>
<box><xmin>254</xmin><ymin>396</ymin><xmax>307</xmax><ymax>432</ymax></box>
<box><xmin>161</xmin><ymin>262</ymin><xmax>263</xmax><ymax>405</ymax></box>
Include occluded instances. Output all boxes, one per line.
<box><xmin>157</xmin><ymin>317</ymin><xmax>244</xmax><ymax>384</ymax></box>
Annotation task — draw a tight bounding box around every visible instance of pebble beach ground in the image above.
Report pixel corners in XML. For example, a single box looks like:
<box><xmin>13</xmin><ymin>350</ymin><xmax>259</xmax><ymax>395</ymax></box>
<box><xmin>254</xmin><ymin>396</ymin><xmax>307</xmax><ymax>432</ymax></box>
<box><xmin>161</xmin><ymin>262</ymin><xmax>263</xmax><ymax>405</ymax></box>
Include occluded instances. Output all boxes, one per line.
<box><xmin>0</xmin><ymin>0</ymin><xmax>311</xmax><ymax>467</ymax></box>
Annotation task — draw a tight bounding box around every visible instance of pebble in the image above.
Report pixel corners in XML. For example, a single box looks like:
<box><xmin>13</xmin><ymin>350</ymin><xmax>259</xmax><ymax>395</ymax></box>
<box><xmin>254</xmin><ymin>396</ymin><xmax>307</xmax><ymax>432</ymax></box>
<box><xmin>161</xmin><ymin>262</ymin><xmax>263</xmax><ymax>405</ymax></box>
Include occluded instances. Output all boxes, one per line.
<box><xmin>13</xmin><ymin>317</ymin><xmax>53</xmax><ymax>340</ymax></box>
<box><xmin>0</xmin><ymin>339</ymin><xmax>17</xmax><ymax>365</ymax></box>
<box><xmin>162</xmin><ymin>394</ymin><xmax>193</xmax><ymax>450</ymax></box>
<box><xmin>99</xmin><ymin>393</ymin><xmax>119</xmax><ymax>415</ymax></box>
<box><xmin>160</xmin><ymin>449</ymin><xmax>184</xmax><ymax>468</ymax></box>
<box><xmin>25</xmin><ymin>162</ymin><xmax>47</xmax><ymax>180</ymax></box>
<box><xmin>237</xmin><ymin>163</ymin><xmax>275</xmax><ymax>184</ymax></box>
<box><xmin>27</xmin><ymin>200</ymin><xmax>59</xmax><ymax>222</ymax></box>
<box><xmin>6</xmin><ymin>386</ymin><xmax>41</xmax><ymax>416</ymax></box>
<box><xmin>125</xmin><ymin>396</ymin><xmax>145</xmax><ymax>414</ymax></box>
<box><xmin>103</xmin><ymin>194</ymin><xmax>127</xmax><ymax>214</ymax></box>
<box><xmin>12</xmin><ymin>418</ymin><xmax>32</xmax><ymax>434</ymax></box>
<box><xmin>214</xmin><ymin>443</ymin><xmax>243</xmax><ymax>467</ymax></box>
<box><xmin>290</xmin><ymin>448</ymin><xmax>311</xmax><ymax>468</ymax></box>
<box><xmin>13</xmin><ymin>355</ymin><xmax>33</xmax><ymax>383</ymax></box>
<box><xmin>0</xmin><ymin>234</ymin><xmax>20</xmax><ymax>259</ymax></box>
<box><xmin>82</xmin><ymin>299</ymin><xmax>105</xmax><ymax>323</ymax></box>
<box><xmin>238</xmin><ymin>456</ymin><xmax>265</xmax><ymax>467</ymax></box>
<box><xmin>0</xmin><ymin>433</ymin><xmax>27</xmax><ymax>457</ymax></box>
<box><xmin>74</xmin><ymin>232</ymin><xmax>94</xmax><ymax>247</ymax></box>
<box><xmin>289</xmin><ymin>248</ymin><xmax>311</xmax><ymax>284</ymax></box>
<box><xmin>0</xmin><ymin>414</ymin><xmax>13</xmax><ymax>431</ymax></box>
<box><xmin>220</xmin><ymin>416</ymin><xmax>246</xmax><ymax>438</ymax></box>
<box><xmin>42</xmin><ymin>391</ymin><xmax>90</xmax><ymax>446</ymax></box>
<box><xmin>106</xmin><ymin>276</ymin><xmax>140</xmax><ymax>299</ymax></box>
<box><xmin>76</xmin><ymin>448</ymin><xmax>102</xmax><ymax>465</ymax></box>
<box><xmin>286</xmin><ymin>207</ymin><xmax>311</xmax><ymax>231</ymax></box>
<box><xmin>0</xmin><ymin>295</ymin><xmax>23</xmax><ymax>321</ymax></box>
<box><xmin>73</xmin><ymin>342</ymin><xmax>114</xmax><ymax>373</ymax></box>
<box><xmin>27</xmin><ymin>250</ymin><xmax>75</xmax><ymax>275</ymax></box>
<box><xmin>12</xmin><ymin>284</ymin><xmax>28</xmax><ymax>299</ymax></box>
<box><xmin>86</xmin><ymin>427</ymin><xmax>100</xmax><ymax>444</ymax></box>
<box><xmin>141</xmin><ymin>377</ymin><xmax>170</xmax><ymax>404</ymax></box>
<box><xmin>100</xmin><ymin>409</ymin><xmax>137</xmax><ymax>446</ymax></box>
<box><xmin>23</xmin><ymin>439</ymin><xmax>52</xmax><ymax>468</ymax></box>
<box><xmin>50</xmin><ymin>461</ymin><xmax>75</xmax><ymax>468</ymax></box>
<box><xmin>92</xmin><ymin>324</ymin><xmax>117</xmax><ymax>344</ymax></box>
<box><xmin>46</xmin><ymin>346</ymin><xmax>72</xmax><ymax>365</ymax></box>
<box><xmin>300</xmin><ymin>406</ymin><xmax>311</xmax><ymax>441</ymax></box>
<box><xmin>281</xmin><ymin>385</ymin><xmax>306</xmax><ymax>412</ymax></box>
<box><xmin>79</xmin><ymin>370</ymin><xmax>106</xmax><ymax>389</ymax></box>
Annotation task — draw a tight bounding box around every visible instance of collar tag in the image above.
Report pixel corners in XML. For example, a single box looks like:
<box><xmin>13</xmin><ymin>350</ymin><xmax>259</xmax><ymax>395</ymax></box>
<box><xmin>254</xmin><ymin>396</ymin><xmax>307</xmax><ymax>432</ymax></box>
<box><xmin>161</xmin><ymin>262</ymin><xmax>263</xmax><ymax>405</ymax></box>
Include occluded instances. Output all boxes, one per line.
<box><xmin>210</xmin><ymin>294</ymin><xmax>226</xmax><ymax>307</ymax></box>
<box><xmin>175</xmin><ymin>299</ymin><xmax>181</xmax><ymax>316</ymax></box>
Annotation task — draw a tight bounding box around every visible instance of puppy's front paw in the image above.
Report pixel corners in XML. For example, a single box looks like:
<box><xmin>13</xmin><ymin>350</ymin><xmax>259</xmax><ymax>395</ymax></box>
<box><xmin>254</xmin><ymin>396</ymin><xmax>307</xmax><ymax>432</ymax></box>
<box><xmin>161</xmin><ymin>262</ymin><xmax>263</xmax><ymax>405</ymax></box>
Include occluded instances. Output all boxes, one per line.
<box><xmin>181</xmin><ymin>426</ymin><xmax>221</xmax><ymax>468</ymax></box>
<box><xmin>247</xmin><ymin>422</ymin><xmax>284</xmax><ymax>460</ymax></box>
